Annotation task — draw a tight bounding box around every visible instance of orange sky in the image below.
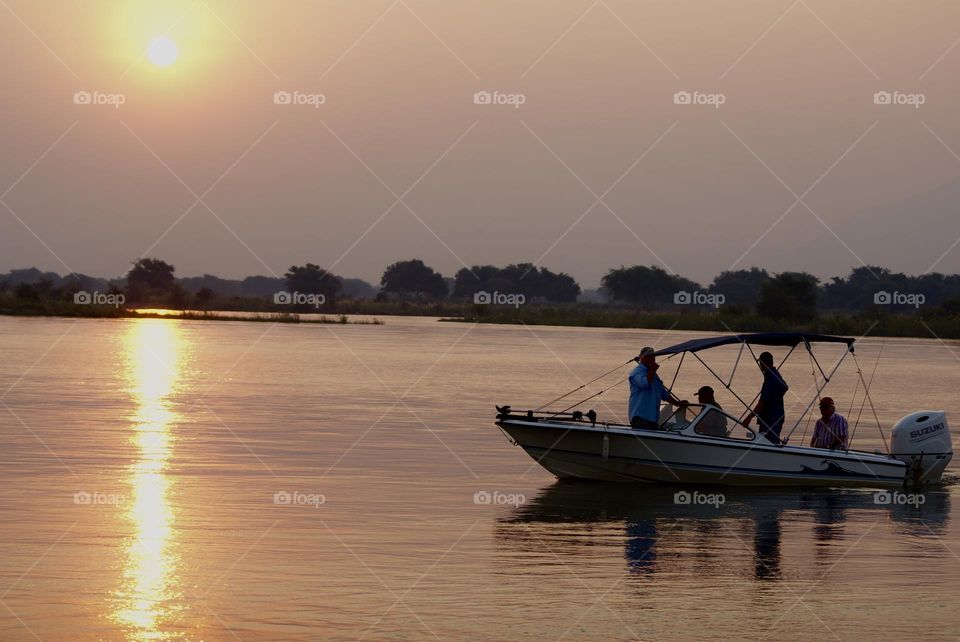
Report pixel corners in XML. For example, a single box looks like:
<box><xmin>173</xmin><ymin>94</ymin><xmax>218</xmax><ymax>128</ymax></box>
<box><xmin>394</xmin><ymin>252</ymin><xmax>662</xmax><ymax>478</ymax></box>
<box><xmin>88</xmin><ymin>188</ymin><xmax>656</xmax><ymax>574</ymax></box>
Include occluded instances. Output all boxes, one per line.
<box><xmin>2</xmin><ymin>0</ymin><xmax>960</xmax><ymax>286</ymax></box>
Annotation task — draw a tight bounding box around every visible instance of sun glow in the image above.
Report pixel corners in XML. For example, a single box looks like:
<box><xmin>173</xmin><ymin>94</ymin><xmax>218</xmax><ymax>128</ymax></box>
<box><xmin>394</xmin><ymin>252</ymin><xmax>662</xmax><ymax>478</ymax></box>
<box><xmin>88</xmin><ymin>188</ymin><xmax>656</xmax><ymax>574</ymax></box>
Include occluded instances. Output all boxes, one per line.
<box><xmin>116</xmin><ymin>2</ymin><xmax>220</xmax><ymax>77</ymax></box>
<box><xmin>147</xmin><ymin>36</ymin><xmax>178</xmax><ymax>67</ymax></box>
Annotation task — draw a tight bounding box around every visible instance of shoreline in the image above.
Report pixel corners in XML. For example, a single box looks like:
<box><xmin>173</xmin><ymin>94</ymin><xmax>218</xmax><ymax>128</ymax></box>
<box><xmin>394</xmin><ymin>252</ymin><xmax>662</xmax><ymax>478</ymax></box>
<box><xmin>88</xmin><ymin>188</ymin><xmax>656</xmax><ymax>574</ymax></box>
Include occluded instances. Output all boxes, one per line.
<box><xmin>2</xmin><ymin>304</ymin><xmax>959</xmax><ymax>339</ymax></box>
<box><xmin>439</xmin><ymin>308</ymin><xmax>960</xmax><ymax>340</ymax></box>
<box><xmin>0</xmin><ymin>308</ymin><xmax>383</xmax><ymax>325</ymax></box>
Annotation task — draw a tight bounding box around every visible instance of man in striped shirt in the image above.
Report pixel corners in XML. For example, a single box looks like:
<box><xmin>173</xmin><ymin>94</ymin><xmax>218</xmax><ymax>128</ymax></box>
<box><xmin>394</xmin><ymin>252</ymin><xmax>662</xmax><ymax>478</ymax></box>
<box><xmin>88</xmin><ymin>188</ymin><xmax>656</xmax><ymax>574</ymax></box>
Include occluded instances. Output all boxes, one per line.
<box><xmin>810</xmin><ymin>397</ymin><xmax>849</xmax><ymax>450</ymax></box>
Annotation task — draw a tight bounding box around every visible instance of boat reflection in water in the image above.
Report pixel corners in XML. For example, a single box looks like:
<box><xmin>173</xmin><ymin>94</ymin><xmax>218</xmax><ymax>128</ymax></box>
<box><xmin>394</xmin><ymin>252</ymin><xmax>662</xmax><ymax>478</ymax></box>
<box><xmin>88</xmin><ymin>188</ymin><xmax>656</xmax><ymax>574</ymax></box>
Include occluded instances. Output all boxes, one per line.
<box><xmin>113</xmin><ymin>319</ymin><xmax>185</xmax><ymax>638</ymax></box>
<box><xmin>496</xmin><ymin>481</ymin><xmax>952</xmax><ymax>582</ymax></box>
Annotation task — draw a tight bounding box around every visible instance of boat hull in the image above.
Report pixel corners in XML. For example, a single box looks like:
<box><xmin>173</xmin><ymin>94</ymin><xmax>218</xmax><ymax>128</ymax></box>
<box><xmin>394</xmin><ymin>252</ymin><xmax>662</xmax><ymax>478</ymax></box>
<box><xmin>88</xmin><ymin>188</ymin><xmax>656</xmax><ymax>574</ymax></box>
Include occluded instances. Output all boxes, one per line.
<box><xmin>498</xmin><ymin>419</ymin><xmax>908</xmax><ymax>488</ymax></box>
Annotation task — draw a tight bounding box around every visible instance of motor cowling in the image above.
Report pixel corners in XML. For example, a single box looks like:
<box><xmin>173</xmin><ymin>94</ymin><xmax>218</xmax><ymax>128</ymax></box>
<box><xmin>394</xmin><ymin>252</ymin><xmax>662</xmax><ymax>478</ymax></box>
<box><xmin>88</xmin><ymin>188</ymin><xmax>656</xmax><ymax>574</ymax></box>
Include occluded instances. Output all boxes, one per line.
<box><xmin>891</xmin><ymin>411</ymin><xmax>953</xmax><ymax>486</ymax></box>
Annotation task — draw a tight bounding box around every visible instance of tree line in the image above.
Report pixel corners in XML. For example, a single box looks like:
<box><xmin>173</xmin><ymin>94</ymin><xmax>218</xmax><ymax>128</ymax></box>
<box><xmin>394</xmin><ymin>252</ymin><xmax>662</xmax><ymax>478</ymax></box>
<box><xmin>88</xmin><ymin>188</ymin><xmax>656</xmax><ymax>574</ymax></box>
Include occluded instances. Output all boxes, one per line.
<box><xmin>600</xmin><ymin>265</ymin><xmax>960</xmax><ymax>320</ymax></box>
<box><xmin>4</xmin><ymin>258</ymin><xmax>960</xmax><ymax>320</ymax></box>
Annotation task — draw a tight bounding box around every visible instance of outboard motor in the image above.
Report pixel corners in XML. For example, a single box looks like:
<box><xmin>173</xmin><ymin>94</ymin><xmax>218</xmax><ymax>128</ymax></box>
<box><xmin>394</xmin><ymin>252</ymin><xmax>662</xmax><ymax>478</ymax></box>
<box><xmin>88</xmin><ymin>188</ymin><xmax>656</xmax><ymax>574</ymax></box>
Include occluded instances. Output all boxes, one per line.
<box><xmin>890</xmin><ymin>411</ymin><xmax>953</xmax><ymax>487</ymax></box>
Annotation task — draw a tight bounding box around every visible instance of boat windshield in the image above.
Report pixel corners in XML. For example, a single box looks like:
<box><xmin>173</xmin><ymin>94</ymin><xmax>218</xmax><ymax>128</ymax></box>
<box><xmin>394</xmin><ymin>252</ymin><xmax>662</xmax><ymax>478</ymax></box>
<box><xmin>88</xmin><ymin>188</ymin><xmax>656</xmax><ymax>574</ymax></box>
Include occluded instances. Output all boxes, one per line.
<box><xmin>658</xmin><ymin>404</ymin><xmax>756</xmax><ymax>441</ymax></box>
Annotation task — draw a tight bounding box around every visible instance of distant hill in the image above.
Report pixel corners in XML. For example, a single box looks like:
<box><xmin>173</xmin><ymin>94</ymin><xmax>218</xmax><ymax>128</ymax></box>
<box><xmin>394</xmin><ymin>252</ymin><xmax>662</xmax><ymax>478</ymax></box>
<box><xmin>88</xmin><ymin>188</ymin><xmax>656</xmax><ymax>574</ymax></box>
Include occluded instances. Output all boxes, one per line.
<box><xmin>1</xmin><ymin>268</ymin><xmax>65</xmax><ymax>286</ymax></box>
<box><xmin>0</xmin><ymin>268</ymin><xmax>114</xmax><ymax>293</ymax></box>
<box><xmin>340</xmin><ymin>278</ymin><xmax>379</xmax><ymax>300</ymax></box>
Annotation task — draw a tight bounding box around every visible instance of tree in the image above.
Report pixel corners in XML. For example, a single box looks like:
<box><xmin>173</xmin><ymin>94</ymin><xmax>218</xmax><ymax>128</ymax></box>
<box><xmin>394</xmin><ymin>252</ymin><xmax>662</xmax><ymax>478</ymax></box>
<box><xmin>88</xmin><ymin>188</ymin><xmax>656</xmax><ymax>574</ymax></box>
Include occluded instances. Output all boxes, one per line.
<box><xmin>195</xmin><ymin>287</ymin><xmax>216</xmax><ymax>309</ymax></box>
<box><xmin>938</xmin><ymin>296</ymin><xmax>960</xmax><ymax>316</ymax></box>
<box><xmin>128</xmin><ymin>258</ymin><xmax>175</xmax><ymax>291</ymax></box>
<box><xmin>380</xmin><ymin>259</ymin><xmax>447</xmax><ymax>300</ymax></box>
<box><xmin>13</xmin><ymin>282</ymin><xmax>39</xmax><ymax>301</ymax></box>
<box><xmin>284</xmin><ymin>264</ymin><xmax>342</xmax><ymax>301</ymax></box>
<box><xmin>452</xmin><ymin>265</ymin><xmax>501</xmax><ymax>299</ymax></box>
<box><xmin>601</xmin><ymin>265</ymin><xmax>700</xmax><ymax>309</ymax></box>
<box><xmin>826</xmin><ymin>267</ymin><xmax>960</xmax><ymax>312</ymax></box>
<box><xmin>757</xmin><ymin>272</ymin><xmax>819</xmax><ymax>321</ymax></box>
<box><xmin>497</xmin><ymin>264</ymin><xmax>581</xmax><ymax>303</ymax></box>
<box><xmin>539</xmin><ymin>268</ymin><xmax>580</xmax><ymax>303</ymax></box>
<box><xmin>820</xmin><ymin>266</ymin><xmax>896</xmax><ymax>311</ymax></box>
<box><xmin>126</xmin><ymin>258</ymin><xmax>178</xmax><ymax>304</ymax></box>
<box><xmin>709</xmin><ymin>268</ymin><xmax>770</xmax><ymax>309</ymax></box>
<box><xmin>452</xmin><ymin>263</ymin><xmax>580</xmax><ymax>303</ymax></box>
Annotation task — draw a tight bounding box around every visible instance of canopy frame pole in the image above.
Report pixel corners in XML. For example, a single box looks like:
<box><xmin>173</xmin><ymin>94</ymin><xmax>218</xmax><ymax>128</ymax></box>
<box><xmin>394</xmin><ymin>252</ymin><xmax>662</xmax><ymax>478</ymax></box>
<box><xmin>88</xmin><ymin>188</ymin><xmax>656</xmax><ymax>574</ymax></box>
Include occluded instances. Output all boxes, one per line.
<box><xmin>691</xmin><ymin>352</ymin><xmax>755</xmax><ymax>416</ymax></box>
<box><xmin>728</xmin><ymin>342</ymin><xmax>745</xmax><ymax>388</ymax></box>
<box><xmin>800</xmin><ymin>406</ymin><xmax>815</xmax><ymax>445</ymax></box>
<box><xmin>736</xmin><ymin>344</ymin><xmax>798</xmax><ymax>422</ymax></box>
<box><xmin>806</xmin><ymin>339</ymin><xmax>830</xmax><ymax>382</ymax></box>
<box><xmin>849</xmin><ymin>341</ymin><xmax>883</xmax><ymax>449</ymax></box>
<box><xmin>805</xmin><ymin>341</ymin><xmax>831</xmax><ymax>400</ymax></box>
<box><xmin>667</xmin><ymin>351</ymin><xmax>686</xmax><ymax>397</ymax></box>
<box><xmin>847</xmin><ymin>371</ymin><xmax>861</xmax><ymax>419</ymax></box>
<box><xmin>851</xmin><ymin>363</ymin><xmax>869</xmax><ymax>447</ymax></box>
<box><xmin>734</xmin><ymin>341</ymin><xmax>762</xmax><ymax>421</ymax></box>
<box><xmin>852</xmin><ymin>351</ymin><xmax>890</xmax><ymax>453</ymax></box>
<box><xmin>800</xmin><ymin>342</ymin><xmax>825</xmax><ymax>445</ymax></box>
<box><xmin>784</xmin><ymin>345</ymin><xmax>852</xmax><ymax>442</ymax></box>
<box><xmin>777</xmin><ymin>346</ymin><xmax>797</xmax><ymax>370</ymax></box>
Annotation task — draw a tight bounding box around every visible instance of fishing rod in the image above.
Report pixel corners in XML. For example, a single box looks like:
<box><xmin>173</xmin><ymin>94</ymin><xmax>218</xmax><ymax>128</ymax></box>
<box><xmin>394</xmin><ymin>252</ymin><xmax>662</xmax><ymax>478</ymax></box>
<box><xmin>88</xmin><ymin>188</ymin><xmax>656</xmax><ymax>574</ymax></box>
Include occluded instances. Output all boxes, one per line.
<box><xmin>533</xmin><ymin>358</ymin><xmax>637</xmax><ymax>412</ymax></box>
<box><xmin>535</xmin><ymin>349</ymin><xmax>682</xmax><ymax>418</ymax></box>
<box><xmin>545</xmin><ymin>377</ymin><xmax>628</xmax><ymax>421</ymax></box>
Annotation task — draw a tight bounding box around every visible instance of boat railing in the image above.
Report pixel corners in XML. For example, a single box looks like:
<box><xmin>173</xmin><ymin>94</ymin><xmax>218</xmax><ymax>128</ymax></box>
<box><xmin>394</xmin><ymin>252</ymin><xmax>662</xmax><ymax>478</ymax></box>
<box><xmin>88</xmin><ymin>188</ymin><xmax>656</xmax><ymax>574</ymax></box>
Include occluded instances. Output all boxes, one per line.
<box><xmin>495</xmin><ymin>405</ymin><xmax>598</xmax><ymax>425</ymax></box>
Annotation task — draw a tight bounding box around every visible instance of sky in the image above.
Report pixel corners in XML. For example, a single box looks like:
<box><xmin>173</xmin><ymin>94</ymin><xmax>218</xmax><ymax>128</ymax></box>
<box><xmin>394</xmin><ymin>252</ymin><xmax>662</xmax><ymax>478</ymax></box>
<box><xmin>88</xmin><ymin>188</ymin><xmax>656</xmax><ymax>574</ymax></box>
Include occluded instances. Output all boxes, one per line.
<box><xmin>2</xmin><ymin>0</ymin><xmax>960</xmax><ymax>288</ymax></box>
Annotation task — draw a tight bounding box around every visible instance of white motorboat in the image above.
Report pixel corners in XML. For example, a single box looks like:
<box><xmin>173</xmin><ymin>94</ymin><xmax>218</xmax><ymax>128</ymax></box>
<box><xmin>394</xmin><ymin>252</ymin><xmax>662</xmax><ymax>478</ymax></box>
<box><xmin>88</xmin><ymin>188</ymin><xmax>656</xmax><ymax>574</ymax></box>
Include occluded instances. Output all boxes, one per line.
<box><xmin>496</xmin><ymin>333</ymin><xmax>952</xmax><ymax>489</ymax></box>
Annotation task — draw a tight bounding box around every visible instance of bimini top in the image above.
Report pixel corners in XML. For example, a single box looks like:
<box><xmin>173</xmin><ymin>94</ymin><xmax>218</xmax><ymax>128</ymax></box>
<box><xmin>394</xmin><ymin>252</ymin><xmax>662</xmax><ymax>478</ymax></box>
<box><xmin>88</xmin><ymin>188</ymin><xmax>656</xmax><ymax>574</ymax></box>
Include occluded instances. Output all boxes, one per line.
<box><xmin>651</xmin><ymin>332</ymin><xmax>855</xmax><ymax>357</ymax></box>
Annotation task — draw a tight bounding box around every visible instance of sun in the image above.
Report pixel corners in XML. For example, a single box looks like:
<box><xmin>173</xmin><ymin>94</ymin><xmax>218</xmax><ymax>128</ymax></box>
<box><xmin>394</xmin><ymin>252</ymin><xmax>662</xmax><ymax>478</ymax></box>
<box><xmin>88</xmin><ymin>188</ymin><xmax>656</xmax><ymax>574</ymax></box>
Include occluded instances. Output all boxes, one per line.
<box><xmin>147</xmin><ymin>36</ymin><xmax>178</xmax><ymax>67</ymax></box>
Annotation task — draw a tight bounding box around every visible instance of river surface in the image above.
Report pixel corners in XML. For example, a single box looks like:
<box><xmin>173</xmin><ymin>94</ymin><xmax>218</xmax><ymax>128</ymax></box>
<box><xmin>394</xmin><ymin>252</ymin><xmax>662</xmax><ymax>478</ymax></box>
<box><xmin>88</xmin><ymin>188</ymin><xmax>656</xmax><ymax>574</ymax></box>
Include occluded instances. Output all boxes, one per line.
<box><xmin>0</xmin><ymin>315</ymin><xmax>958</xmax><ymax>641</ymax></box>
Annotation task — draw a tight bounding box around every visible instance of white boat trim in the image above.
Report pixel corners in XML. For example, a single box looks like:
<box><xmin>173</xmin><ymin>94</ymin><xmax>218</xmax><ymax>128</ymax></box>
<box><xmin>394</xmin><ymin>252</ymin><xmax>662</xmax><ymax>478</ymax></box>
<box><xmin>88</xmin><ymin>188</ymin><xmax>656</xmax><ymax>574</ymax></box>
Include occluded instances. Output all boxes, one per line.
<box><xmin>497</xmin><ymin>416</ymin><xmax>909</xmax><ymax>488</ymax></box>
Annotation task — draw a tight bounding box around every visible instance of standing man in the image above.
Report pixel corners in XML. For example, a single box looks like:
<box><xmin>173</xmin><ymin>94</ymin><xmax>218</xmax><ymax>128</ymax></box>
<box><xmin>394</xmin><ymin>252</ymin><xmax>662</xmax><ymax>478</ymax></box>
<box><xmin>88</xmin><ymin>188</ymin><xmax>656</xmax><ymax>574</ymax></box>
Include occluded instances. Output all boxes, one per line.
<box><xmin>810</xmin><ymin>397</ymin><xmax>849</xmax><ymax>450</ymax></box>
<box><xmin>745</xmin><ymin>351</ymin><xmax>789</xmax><ymax>444</ymax></box>
<box><xmin>629</xmin><ymin>347</ymin><xmax>687</xmax><ymax>429</ymax></box>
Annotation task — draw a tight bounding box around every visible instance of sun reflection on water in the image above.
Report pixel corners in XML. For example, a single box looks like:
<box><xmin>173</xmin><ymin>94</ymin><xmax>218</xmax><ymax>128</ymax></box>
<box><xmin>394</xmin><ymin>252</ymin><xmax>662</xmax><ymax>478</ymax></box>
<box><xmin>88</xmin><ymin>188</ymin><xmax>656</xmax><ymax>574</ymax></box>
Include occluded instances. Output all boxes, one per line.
<box><xmin>114</xmin><ymin>319</ymin><xmax>184</xmax><ymax>639</ymax></box>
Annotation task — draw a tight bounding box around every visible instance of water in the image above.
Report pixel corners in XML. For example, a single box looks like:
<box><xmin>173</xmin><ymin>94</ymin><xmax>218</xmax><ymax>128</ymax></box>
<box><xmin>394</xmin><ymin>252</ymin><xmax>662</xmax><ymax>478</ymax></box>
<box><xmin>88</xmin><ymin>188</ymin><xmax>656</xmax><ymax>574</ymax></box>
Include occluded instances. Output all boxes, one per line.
<box><xmin>0</xmin><ymin>315</ymin><xmax>958</xmax><ymax>640</ymax></box>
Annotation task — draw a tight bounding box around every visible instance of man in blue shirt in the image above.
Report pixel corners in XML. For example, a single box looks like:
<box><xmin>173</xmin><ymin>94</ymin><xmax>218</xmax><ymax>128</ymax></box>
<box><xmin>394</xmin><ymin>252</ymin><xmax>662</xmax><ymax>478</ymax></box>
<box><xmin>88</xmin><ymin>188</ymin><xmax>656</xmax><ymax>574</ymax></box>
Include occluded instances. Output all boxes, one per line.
<box><xmin>745</xmin><ymin>351</ymin><xmax>789</xmax><ymax>444</ymax></box>
<box><xmin>628</xmin><ymin>347</ymin><xmax>688</xmax><ymax>429</ymax></box>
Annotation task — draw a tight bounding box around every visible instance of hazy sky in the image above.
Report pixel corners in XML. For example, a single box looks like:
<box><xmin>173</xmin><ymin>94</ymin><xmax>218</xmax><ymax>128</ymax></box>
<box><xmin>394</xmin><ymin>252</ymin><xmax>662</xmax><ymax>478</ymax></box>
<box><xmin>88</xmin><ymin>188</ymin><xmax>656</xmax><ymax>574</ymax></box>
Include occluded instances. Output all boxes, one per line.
<box><xmin>2</xmin><ymin>0</ymin><xmax>960</xmax><ymax>287</ymax></box>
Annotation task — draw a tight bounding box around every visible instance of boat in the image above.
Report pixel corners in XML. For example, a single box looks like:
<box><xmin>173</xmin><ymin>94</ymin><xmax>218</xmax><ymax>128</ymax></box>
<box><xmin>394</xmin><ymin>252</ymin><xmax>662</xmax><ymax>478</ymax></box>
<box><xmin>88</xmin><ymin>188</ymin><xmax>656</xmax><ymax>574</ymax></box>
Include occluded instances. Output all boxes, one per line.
<box><xmin>495</xmin><ymin>332</ymin><xmax>952</xmax><ymax>489</ymax></box>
